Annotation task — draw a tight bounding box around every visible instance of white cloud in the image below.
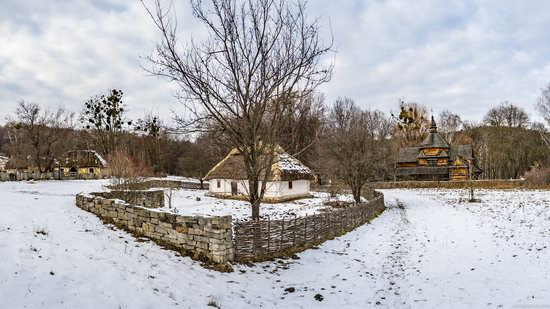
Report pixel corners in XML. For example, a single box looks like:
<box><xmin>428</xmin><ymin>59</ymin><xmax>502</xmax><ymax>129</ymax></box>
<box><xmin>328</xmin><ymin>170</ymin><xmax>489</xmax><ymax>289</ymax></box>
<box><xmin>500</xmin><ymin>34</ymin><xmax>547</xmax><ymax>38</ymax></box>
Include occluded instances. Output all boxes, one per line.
<box><xmin>1</xmin><ymin>0</ymin><xmax>549</xmax><ymax>125</ymax></box>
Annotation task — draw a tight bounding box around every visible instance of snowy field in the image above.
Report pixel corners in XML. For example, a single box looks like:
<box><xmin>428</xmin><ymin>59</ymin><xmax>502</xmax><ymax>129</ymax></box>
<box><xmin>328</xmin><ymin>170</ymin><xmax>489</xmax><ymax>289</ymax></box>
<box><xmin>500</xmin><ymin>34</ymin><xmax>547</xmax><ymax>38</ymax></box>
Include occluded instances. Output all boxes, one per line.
<box><xmin>1</xmin><ymin>180</ymin><xmax>550</xmax><ymax>308</ymax></box>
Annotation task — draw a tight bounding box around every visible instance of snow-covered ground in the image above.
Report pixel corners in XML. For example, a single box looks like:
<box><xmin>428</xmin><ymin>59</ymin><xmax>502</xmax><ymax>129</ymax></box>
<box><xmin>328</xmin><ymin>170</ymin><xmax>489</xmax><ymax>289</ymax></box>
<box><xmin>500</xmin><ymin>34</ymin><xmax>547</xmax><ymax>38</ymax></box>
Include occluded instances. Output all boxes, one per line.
<box><xmin>1</xmin><ymin>180</ymin><xmax>549</xmax><ymax>308</ymax></box>
<box><xmin>163</xmin><ymin>189</ymin><xmax>342</xmax><ymax>220</ymax></box>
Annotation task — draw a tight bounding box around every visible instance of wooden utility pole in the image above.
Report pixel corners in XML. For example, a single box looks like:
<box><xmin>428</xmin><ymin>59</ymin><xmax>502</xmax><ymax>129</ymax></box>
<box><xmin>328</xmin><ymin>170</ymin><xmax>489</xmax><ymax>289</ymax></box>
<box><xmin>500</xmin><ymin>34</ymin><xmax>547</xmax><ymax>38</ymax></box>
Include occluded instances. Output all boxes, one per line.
<box><xmin>468</xmin><ymin>159</ymin><xmax>478</xmax><ymax>202</ymax></box>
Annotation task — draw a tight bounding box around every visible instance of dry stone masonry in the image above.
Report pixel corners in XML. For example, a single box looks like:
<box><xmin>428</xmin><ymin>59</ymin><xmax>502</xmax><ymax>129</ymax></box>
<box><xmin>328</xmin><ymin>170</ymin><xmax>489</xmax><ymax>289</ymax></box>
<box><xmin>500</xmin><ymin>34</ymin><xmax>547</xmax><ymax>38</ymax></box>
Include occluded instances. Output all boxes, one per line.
<box><xmin>92</xmin><ymin>190</ymin><xmax>165</xmax><ymax>208</ymax></box>
<box><xmin>75</xmin><ymin>192</ymin><xmax>234</xmax><ymax>263</ymax></box>
<box><xmin>75</xmin><ymin>187</ymin><xmax>386</xmax><ymax>267</ymax></box>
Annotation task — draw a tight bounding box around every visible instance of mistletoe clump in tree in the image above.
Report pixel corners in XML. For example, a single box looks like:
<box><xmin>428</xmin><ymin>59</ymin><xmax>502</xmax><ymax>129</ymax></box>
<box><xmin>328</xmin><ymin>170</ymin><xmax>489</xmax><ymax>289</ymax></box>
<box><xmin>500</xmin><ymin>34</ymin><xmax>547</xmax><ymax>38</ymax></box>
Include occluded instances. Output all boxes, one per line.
<box><xmin>391</xmin><ymin>99</ymin><xmax>429</xmax><ymax>146</ymax></box>
<box><xmin>134</xmin><ymin>115</ymin><xmax>164</xmax><ymax>173</ymax></box>
<box><xmin>81</xmin><ymin>89</ymin><xmax>130</xmax><ymax>156</ymax></box>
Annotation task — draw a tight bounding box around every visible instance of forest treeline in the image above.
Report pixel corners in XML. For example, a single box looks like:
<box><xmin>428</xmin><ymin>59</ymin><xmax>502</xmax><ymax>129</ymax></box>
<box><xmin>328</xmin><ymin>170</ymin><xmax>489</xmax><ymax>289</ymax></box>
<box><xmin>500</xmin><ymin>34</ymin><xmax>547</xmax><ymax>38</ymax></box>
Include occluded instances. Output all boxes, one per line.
<box><xmin>1</xmin><ymin>87</ymin><xmax>549</xmax><ymax>184</ymax></box>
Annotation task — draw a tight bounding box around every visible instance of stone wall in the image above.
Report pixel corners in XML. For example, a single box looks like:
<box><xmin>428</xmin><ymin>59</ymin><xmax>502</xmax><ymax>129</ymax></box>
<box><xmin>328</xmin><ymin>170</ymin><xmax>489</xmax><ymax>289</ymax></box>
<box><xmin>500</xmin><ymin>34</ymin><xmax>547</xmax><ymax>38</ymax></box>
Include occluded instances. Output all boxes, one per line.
<box><xmin>75</xmin><ymin>193</ymin><xmax>234</xmax><ymax>264</ymax></box>
<box><xmin>93</xmin><ymin>190</ymin><xmax>165</xmax><ymax>208</ymax></box>
<box><xmin>369</xmin><ymin>179</ymin><xmax>529</xmax><ymax>189</ymax></box>
<box><xmin>115</xmin><ymin>179</ymin><xmax>208</xmax><ymax>191</ymax></box>
<box><xmin>0</xmin><ymin>171</ymin><xmax>54</xmax><ymax>181</ymax></box>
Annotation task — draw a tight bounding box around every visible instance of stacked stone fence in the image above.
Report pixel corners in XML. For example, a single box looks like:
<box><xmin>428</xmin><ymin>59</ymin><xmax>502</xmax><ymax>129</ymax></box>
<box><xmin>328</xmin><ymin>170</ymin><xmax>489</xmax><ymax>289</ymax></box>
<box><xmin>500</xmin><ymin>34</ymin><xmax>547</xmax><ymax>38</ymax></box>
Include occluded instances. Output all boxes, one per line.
<box><xmin>368</xmin><ymin>179</ymin><xmax>536</xmax><ymax>190</ymax></box>
<box><xmin>92</xmin><ymin>190</ymin><xmax>165</xmax><ymax>208</ymax></box>
<box><xmin>75</xmin><ymin>191</ymin><xmax>233</xmax><ymax>264</ymax></box>
<box><xmin>233</xmin><ymin>192</ymin><xmax>385</xmax><ymax>262</ymax></box>
<box><xmin>0</xmin><ymin>171</ymin><xmax>54</xmax><ymax>181</ymax></box>
<box><xmin>111</xmin><ymin>179</ymin><xmax>208</xmax><ymax>191</ymax></box>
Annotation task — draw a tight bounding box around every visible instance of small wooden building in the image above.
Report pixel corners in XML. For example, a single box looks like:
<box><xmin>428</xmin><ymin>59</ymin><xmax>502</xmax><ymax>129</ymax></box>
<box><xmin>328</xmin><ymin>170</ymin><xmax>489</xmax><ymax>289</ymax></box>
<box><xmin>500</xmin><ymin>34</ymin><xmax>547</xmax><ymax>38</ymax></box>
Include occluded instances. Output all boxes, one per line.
<box><xmin>57</xmin><ymin>150</ymin><xmax>110</xmax><ymax>179</ymax></box>
<box><xmin>204</xmin><ymin>145</ymin><xmax>315</xmax><ymax>202</ymax></box>
<box><xmin>395</xmin><ymin>117</ymin><xmax>482</xmax><ymax>181</ymax></box>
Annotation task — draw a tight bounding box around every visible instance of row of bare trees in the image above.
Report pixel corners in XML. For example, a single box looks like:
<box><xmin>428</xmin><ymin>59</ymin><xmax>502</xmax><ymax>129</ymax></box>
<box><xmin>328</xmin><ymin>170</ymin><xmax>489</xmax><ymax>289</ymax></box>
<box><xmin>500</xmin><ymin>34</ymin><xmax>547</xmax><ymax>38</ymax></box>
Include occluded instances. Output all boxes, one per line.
<box><xmin>2</xmin><ymin>0</ymin><xmax>549</xmax><ymax>220</ymax></box>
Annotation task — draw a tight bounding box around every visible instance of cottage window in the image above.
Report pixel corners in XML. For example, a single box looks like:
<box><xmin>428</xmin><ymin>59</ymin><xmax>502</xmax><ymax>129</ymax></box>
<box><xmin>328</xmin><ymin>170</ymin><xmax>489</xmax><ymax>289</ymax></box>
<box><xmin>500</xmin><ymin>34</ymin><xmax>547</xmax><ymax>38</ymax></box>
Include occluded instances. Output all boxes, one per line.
<box><xmin>288</xmin><ymin>181</ymin><xmax>293</xmax><ymax>190</ymax></box>
<box><xmin>217</xmin><ymin>180</ymin><xmax>221</xmax><ymax>188</ymax></box>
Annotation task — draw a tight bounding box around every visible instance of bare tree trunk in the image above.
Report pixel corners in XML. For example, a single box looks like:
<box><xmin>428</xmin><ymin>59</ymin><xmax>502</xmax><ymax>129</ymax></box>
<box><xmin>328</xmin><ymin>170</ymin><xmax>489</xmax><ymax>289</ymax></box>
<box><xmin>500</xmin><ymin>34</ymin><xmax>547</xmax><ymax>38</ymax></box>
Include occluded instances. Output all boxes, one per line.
<box><xmin>142</xmin><ymin>0</ymin><xmax>333</xmax><ymax>219</ymax></box>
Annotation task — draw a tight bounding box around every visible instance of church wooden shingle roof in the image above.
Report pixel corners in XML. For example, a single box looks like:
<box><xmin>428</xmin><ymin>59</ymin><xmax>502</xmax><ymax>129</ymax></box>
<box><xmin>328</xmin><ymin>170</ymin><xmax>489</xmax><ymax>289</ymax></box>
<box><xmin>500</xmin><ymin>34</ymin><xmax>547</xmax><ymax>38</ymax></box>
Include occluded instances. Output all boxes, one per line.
<box><xmin>395</xmin><ymin>116</ymin><xmax>482</xmax><ymax>178</ymax></box>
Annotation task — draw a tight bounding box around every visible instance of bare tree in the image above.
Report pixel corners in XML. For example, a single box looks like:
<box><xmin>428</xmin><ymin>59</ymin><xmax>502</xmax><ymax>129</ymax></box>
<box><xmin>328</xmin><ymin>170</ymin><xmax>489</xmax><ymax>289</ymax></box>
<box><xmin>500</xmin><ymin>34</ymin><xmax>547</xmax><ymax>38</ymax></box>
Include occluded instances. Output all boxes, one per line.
<box><xmin>536</xmin><ymin>83</ymin><xmax>550</xmax><ymax>127</ymax></box>
<box><xmin>178</xmin><ymin>137</ymin><xmax>218</xmax><ymax>189</ymax></box>
<box><xmin>276</xmin><ymin>93</ymin><xmax>325</xmax><ymax>165</ymax></box>
<box><xmin>322</xmin><ymin>98</ymin><xmax>391</xmax><ymax>203</ymax></box>
<box><xmin>438</xmin><ymin>110</ymin><xmax>463</xmax><ymax>144</ymax></box>
<box><xmin>142</xmin><ymin>0</ymin><xmax>333</xmax><ymax>219</ymax></box>
<box><xmin>484</xmin><ymin>101</ymin><xmax>529</xmax><ymax>128</ymax></box>
<box><xmin>5</xmin><ymin>101</ymin><xmax>75</xmax><ymax>172</ymax></box>
<box><xmin>391</xmin><ymin>99</ymin><xmax>430</xmax><ymax>146</ymax></box>
<box><xmin>107</xmin><ymin>149</ymin><xmax>150</xmax><ymax>190</ymax></box>
<box><xmin>80</xmin><ymin>89</ymin><xmax>129</xmax><ymax>156</ymax></box>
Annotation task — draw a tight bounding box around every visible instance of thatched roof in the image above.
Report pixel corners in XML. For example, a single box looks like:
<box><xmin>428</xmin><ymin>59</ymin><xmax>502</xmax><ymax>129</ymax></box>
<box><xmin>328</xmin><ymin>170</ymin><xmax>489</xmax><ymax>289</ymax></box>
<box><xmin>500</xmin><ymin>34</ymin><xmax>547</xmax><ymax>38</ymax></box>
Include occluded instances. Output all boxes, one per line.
<box><xmin>63</xmin><ymin>150</ymin><xmax>108</xmax><ymax>168</ymax></box>
<box><xmin>5</xmin><ymin>157</ymin><xmax>31</xmax><ymax>170</ymax></box>
<box><xmin>204</xmin><ymin>145</ymin><xmax>314</xmax><ymax>181</ymax></box>
<box><xmin>0</xmin><ymin>155</ymin><xmax>10</xmax><ymax>171</ymax></box>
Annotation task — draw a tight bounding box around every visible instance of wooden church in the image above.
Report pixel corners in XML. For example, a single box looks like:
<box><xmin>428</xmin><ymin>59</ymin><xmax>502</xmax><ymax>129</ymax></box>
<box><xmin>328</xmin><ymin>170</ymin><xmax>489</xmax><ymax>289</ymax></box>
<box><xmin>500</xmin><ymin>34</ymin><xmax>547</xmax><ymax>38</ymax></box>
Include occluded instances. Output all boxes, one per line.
<box><xmin>395</xmin><ymin>116</ymin><xmax>482</xmax><ymax>181</ymax></box>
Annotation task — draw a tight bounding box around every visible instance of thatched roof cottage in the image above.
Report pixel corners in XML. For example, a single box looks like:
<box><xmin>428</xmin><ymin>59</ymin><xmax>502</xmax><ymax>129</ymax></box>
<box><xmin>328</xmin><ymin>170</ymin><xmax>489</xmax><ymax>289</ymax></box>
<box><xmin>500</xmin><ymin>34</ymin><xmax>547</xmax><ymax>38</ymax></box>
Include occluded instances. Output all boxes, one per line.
<box><xmin>58</xmin><ymin>150</ymin><xmax>110</xmax><ymax>179</ymax></box>
<box><xmin>204</xmin><ymin>145</ymin><xmax>315</xmax><ymax>202</ymax></box>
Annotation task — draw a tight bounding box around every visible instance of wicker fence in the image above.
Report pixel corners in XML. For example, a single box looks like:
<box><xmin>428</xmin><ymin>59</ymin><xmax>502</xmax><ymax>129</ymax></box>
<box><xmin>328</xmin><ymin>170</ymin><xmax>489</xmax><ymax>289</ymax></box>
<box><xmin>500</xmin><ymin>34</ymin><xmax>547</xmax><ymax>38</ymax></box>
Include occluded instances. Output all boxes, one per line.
<box><xmin>233</xmin><ymin>192</ymin><xmax>385</xmax><ymax>261</ymax></box>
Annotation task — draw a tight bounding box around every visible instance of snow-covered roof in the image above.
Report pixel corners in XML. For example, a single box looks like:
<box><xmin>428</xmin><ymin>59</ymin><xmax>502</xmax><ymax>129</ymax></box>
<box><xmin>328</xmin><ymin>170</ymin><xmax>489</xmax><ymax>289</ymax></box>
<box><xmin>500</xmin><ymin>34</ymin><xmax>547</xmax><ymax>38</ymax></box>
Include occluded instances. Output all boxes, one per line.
<box><xmin>0</xmin><ymin>155</ymin><xmax>9</xmax><ymax>171</ymax></box>
<box><xmin>64</xmin><ymin>150</ymin><xmax>108</xmax><ymax>168</ymax></box>
<box><xmin>204</xmin><ymin>145</ymin><xmax>314</xmax><ymax>181</ymax></box>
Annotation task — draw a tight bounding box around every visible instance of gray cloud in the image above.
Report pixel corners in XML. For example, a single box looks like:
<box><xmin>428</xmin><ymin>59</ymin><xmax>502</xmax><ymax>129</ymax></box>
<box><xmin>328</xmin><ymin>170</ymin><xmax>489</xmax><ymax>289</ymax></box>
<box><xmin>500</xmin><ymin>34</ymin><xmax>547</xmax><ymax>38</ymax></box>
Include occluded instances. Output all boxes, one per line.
<box><xmin>1</xmin><ymin>0</ymin><xmax>549</xmax><ymax>125</ymax></box>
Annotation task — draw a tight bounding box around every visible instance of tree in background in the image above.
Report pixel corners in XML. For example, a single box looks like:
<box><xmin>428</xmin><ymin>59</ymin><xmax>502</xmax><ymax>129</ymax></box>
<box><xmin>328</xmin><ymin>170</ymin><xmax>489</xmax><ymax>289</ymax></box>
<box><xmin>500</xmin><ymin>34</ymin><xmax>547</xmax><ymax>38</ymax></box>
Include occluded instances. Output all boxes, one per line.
<box><xmin>178</xmin><ymin>136</ymin><xmax>218</xmax><ymax>189</ymax></box>
<box><xmin>322</xmin><ymin>98</ymin><xmax>392</xmax><ymax>203</ymax></box>
<box><xmin>80</xmin><ymin>89</ymin><xmax>129</xmax><ymax>156</ymax></box>
<box><xmin>438</xmin><ymin>110</ymin><xmax>463</xmax><ymax>144</ymax></box>
<box><xmin>276</xmin><ymin>94</ymin><xmax>325</xmax><ymax>166</ymax></box>
<box><xmin>134</xmin><ymin>114</ymin><xmax>164</xmax><ymax>174</ymax></box>
<box><xmin>536</xmin><ymin>83</ymin><xmax>550</xmax><ymax>128</ymax></box>
<box><xmin>5</xmin><ymin>101</ymin><xmax>75</xmax><ymax>171</ymax></box>
<box><xmin>391</xmin><ymin>99</ymin><xmax>430</xmax><ymax>146</ymax></box>
<box><xmin>483</xmin><ymin>101</ymin><xmax>529</xmax><ymax>128</ymax></box>
<box><xmin>142</xmin><ymin>0</ymin><xmax>333</xmax><ymax>219</ymax></box>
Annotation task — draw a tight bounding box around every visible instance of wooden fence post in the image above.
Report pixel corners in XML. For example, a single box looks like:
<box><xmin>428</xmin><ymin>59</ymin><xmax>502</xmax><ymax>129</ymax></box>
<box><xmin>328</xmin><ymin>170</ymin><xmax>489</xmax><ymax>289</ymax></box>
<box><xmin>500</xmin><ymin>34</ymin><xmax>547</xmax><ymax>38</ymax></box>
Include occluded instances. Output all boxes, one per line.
<box><xmin>293</xmin><ymin>215</ymin><xmax>297</xmax><ymax>247</ymax></box>
<box><xmin>267</xmin><ymin>216</ymin><xmax>271</xmax><ymax>255</ymax></box>
<box><xmin>280</xmin><ymin>218</ymin><xmax>285</xmax><ymax>252</ymax></box>
<box><xmin>304</xmin><ymin>215</ymin><xmax>308</xmax><ymax>244</ymax></box>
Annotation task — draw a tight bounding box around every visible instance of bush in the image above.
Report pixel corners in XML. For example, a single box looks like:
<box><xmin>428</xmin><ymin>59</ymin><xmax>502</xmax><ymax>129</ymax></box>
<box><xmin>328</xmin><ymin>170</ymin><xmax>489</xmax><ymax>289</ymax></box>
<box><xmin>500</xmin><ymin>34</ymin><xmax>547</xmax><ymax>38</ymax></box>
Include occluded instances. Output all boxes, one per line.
<box><xmin>107</xmin><ymin>149</ymin><xmax>150</xmax><ymax>190</ymax></box>
<box><xmin>524</xmin><ymin>164</ymin><xmax>550</xmax><ymax>187</ymax></box>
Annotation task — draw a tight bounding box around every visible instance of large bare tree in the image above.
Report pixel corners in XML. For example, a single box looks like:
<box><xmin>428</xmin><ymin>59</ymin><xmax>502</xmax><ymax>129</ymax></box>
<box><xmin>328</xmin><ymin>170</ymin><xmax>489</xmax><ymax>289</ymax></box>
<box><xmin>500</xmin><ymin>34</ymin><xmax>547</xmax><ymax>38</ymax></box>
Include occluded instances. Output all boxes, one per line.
<box><xmin>484</xmin><ymin>101</ymin><xmax>529</xmax><ymax>128</ymax></box>
<box><xmin>438</xmin><ymin>110</ymin><xmax>463</xmax><ymax>144</ymax></box>
<box><xmin>391</xmin><ymin>99</ymin><xmax>430</xmax><ymax>146</ymax></box>
<box><xmin>536</xmin><ymin>83</ymin><xmax>550</xmax><ymax>155</ymax></box>
<box><xmin>142</xmin><ymin>0</ymin><xmax>333</xmax><ymax>219</ymax></box>
<box><xmin>537</xmin><ymin>83</ymin><xmax>550</xmax><ymax>127</ymax></box>
<box><xmin>322</xmin><ymin>98</ymin><xmax>392</xmax><ymax>203</ymax></box>
<box><xmin>80</xmin><ymin>89</ymin><xmax>129</xmax><ymax>156</ymax></box>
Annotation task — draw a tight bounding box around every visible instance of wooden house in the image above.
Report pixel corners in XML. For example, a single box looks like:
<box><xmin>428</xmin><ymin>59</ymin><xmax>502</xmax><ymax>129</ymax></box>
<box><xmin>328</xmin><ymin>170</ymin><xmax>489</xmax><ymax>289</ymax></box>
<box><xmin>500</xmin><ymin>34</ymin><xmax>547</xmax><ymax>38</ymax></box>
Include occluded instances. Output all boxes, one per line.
<box><xmin>57</xmin><ymin>150</ymin><xmax>110</xmax><ymax>179</ymax></box>
<box><xmin>395</xmin><ymin>117</ymin><xmax>482</xmax><ymax>181</ymax></box>
<box><xmin>204</xmin><ymin>145</ymin><xmax>315</xmax><ymax>202</ymax></box>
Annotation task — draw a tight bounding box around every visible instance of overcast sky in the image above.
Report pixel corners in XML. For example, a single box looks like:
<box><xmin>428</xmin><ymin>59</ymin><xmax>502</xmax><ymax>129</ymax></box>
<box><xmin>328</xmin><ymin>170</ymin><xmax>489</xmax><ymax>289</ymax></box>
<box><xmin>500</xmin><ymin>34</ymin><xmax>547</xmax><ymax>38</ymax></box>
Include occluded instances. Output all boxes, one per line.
<box><xmin>1</xmin><ymin>0</ymin><xmax>549</xmax><ymax>125</ymax></box>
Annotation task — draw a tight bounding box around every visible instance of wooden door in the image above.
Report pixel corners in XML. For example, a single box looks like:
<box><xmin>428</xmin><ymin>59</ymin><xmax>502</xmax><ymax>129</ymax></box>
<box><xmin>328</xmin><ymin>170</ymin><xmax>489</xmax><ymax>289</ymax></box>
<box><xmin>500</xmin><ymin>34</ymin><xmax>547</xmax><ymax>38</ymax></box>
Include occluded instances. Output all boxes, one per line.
<box><xmin>231</xmin><ymin>181</ymin><xmax>238</xmax><ymax>196</ymax></box>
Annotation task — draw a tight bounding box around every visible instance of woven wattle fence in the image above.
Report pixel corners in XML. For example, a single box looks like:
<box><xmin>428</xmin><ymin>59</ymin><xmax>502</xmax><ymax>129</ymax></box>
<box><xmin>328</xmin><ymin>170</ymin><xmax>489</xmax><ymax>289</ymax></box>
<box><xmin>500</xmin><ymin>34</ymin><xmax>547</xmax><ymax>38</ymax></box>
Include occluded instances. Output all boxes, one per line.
<box><xmin>233</xmin><ymin>192</ymin><xmax>385</xmax><ymax>261</ymax></box>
